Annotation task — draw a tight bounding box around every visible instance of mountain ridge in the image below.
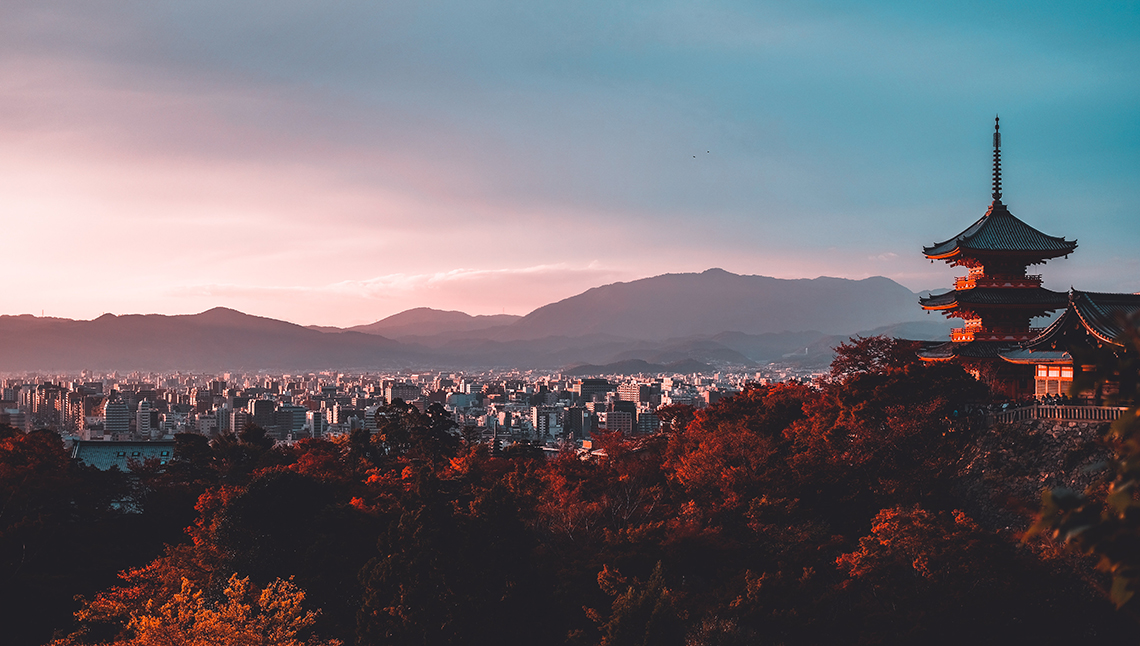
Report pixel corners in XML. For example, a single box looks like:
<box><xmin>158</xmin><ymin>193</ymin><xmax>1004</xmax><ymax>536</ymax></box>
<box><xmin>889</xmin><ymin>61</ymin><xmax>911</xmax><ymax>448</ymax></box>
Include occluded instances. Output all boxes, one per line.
<box><xmin>0</xmin><ymin>269</ymin><xmax>945</xmax><ymax>371</ymax></box>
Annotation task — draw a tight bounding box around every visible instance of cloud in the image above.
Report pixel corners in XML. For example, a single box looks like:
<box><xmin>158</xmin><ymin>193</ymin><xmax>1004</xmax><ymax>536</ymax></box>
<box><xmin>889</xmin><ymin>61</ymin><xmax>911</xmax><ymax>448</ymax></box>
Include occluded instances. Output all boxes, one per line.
<box><xmin>0</xmin><ymin>0</ymin><xmax>1135</xmax><ymax>328</ymax></box>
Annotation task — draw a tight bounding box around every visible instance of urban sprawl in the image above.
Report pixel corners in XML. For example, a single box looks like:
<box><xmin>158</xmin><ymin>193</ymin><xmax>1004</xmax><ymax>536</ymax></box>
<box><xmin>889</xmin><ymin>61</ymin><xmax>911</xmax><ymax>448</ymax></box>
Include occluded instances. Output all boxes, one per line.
<box><xmin>0</xmin><ymin>366</ymin><xmax>824</xmax><ymax>464</ymax></box>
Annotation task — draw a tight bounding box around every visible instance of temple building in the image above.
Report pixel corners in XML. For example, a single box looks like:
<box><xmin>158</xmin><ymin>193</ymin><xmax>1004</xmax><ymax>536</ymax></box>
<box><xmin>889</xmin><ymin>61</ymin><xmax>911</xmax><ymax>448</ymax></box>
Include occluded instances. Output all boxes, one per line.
<box><xmin>917</xmin><ymin>118</ymin><xmax>1139</xmax><ymax>399</ymax></box>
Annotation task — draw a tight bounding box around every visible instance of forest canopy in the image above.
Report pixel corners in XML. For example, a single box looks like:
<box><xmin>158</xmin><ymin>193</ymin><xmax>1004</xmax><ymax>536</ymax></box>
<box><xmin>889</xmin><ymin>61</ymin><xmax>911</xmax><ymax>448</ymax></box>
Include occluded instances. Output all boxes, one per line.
<box><xmin>2</xmin><ymin>336</ymin><xmax>1137</xmax><ymax>645</ymax></box>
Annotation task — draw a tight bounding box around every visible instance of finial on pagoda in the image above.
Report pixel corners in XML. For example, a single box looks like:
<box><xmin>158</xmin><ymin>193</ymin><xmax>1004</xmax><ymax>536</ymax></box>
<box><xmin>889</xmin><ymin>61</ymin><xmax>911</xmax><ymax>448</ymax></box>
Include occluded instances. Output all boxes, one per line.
<box><xmin>991</xmin><ymin>115</ymin><xmax>1002</xmax><ymax>203</ymax></box>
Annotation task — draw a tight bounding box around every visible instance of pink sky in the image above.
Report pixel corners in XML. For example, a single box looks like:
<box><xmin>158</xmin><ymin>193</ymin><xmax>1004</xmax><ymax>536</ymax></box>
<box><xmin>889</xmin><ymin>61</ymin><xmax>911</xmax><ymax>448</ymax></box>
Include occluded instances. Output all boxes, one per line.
<box><xmin>2</xmin><ymin>2</ymin><xmax>1135</xmax><ymax>327</ymax></box>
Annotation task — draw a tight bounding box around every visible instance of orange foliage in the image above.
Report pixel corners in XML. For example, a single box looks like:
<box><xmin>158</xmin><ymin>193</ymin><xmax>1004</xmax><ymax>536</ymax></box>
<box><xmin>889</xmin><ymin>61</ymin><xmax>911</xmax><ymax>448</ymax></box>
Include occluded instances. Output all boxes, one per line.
<box><xmin>55</xmin><ymin>575</ymin><xmax>339</xmax><ymax>646</ymax></box>
<box><xmin>666</xmin><ymin>383</ymin><xmax>813</xmax><ymax>510</ymax></box>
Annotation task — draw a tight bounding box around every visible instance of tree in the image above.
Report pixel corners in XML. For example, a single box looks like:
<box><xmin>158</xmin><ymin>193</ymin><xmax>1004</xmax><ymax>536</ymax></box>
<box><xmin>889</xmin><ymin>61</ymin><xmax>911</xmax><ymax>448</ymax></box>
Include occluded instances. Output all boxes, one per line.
<box><xmin>1032</xmin><ymin>311</ymin><xmax>1140</xmax><ymax>608</ymax></box>
<box><xmin>590</xmin><ymin>562</ymin><xmax>684</xmax><ymax>646</ymax></box>
<box><xmin>53</xmin><ymin>574</ymin><xmax>339</xmax><ymax>646</ymax></box>
<box><xmin>667</xmin><ymin>384</ymin><xmax>812</xmax><ymax>512</ymax></box>
<box><xmin>829</xmin><ymin>335</ymin><xmax>922</xmax><ymax>381</ymax></box>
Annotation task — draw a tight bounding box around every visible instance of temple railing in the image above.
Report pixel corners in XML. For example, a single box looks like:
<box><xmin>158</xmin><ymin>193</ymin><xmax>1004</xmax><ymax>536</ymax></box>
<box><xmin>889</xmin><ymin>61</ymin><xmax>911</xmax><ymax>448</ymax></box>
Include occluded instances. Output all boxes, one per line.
<box><xmin>955</xmin><ymin>275</ymin><xmax>1043</xmax><ymax>290</ymax></box>
<box><xmin>950</xmin><ymin>327</ymin><xmax>1044</xmax><ymax>342</ymax></box>
<box><xmin>987</xmin><ymin>404</ymin><xmax>1129</xmax><ymax>426</ymax></box>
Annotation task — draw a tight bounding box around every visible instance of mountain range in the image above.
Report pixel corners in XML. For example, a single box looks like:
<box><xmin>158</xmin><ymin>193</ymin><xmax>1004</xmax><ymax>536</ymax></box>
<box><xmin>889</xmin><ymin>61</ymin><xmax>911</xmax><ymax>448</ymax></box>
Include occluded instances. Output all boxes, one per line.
<box><xmin>0</xmin><ymin>269</ymin><xmax>952</xmax><ymax>372</ymax></box>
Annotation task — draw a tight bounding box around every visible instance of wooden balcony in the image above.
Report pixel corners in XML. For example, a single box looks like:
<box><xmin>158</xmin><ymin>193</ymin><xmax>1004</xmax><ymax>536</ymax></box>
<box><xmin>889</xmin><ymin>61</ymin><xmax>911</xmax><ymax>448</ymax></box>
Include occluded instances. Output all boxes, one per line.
<box><xmin>950</xmin><ymin>326</ymin><xmax>1044</xmax><ymax>342</ymax></box>
<box><xmin>954</xmin><ymin>274</ymin><xmax>1043</xmax><ymax>290</ymax></box>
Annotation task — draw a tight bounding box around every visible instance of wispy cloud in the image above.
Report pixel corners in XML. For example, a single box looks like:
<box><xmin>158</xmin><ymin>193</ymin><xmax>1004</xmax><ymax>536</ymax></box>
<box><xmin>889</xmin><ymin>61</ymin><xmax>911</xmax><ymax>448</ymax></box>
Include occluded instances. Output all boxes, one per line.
<box><xmin>0</xmin><ymin>1</ymin><xmax>1135</xmax><ymax>327</ymax></box>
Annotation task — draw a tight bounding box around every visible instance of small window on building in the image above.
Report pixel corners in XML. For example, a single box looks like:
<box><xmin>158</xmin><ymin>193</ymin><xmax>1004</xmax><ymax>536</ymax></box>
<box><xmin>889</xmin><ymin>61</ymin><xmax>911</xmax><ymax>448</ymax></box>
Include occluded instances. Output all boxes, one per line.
<box><xmin>132</xmin><ymin>451</ymin><xmax>141</xmax><ymax>456</ymax></box>
<box><xmin>1036</xmin><ymin>365</ymin><xmax>1048</xmax><ymax>377</ymax></box>
<box><xmin>1048</xmin><ymin>367</ymin><xmax>1061</xmax><ymax>378</ymax></box>
<box><xmin>1061</xmin><ymin>367</ymin><xmax>1073</xmax><ymax>379</ymax></box>
<box><xmin>117</xmin><ymin>451</ymin><xmax>126</xmax><ymax>457</ymax></box>
<box><xmin>160</xmin><ymin>451</ymin><xmax>170</xmax><ymax>456</ymax></box>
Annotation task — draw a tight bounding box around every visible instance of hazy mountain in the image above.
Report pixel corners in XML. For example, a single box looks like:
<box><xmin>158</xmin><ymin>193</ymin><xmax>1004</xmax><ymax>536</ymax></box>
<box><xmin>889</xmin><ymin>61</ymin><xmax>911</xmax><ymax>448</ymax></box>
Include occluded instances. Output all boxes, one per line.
<box><xmin>495</xmin><ymin>269</ymin><xmax>923</xmax><ymax>341</ymax></box>
<box><xmin>562</xmin><ymin>359</ymin><xmax>712</xmax><ymax>377</ymax></box>
<box><xmin>607</xmin><ymin>338</ymin><xmax>756</xmax><ymax>366</ymax></box>
<box><xmin>345</xmin><ymin>308</ymin><xmax>521</xmax><ymax>339</ymax></box>
<box><xmin>0</xmin><ymin>308</ymin><xmax>409</xmax><ymax>372</ymax></box>
<box><xmin>0</xmin><ymin>270</ymin><xmax>940</xmax><ymax>371</ymax></box>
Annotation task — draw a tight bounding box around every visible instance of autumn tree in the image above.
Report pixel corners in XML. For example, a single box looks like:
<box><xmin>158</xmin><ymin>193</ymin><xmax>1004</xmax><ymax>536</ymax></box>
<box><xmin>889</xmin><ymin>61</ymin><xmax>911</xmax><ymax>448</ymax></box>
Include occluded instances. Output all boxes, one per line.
<box><xmin>53</xmin><ymin>574</ymin><xmax>339</xmax><ymax>646</ymax></box>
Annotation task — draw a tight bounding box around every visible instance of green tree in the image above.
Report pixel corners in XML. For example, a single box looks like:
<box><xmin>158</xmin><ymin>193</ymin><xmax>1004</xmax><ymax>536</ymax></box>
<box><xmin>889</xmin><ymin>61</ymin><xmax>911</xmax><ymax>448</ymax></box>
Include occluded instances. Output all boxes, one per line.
<box><xmin>1032</xmin><ymin>312</ymin><xmax>1140</xmax><ymax>608</ymax></box>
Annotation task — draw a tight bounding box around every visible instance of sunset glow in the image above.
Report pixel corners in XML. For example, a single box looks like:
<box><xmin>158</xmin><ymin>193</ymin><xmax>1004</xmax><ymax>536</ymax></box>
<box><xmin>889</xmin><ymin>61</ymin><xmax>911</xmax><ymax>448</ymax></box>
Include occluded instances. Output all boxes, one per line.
<box><xmin>2</xmin><ymin>1</ymin><xmax>1136</xmax><ymax>326</ymax></box>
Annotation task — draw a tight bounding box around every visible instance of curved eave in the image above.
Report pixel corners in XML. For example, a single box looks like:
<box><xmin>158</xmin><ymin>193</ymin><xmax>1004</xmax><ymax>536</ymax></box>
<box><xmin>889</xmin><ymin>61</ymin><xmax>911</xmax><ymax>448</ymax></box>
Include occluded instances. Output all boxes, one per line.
<box><xmin>924</xmin><ymin>248</ymin><xmax>962</xmax><ymax>261</ymax></box>
<box><xmin>920</xmin><ymin>301</ymin><xmax>958</xmax><ymax>311</ymax></box>
<box><xmin>923</xmin><ymin>246</ymin><xmax>1077</xmax><ymax>262</ymax></box>
<box><xmin>1023</xmin><ymin>312</ymin><xmax>1072</xmax><ymax>350</ymax></box>
<box><xmin>1024</xmin><ymin>291</ymin><xmax>1140</xmax><ymax>350</ymax></box>
<box><xmin>1073</xmin><ymin>296</ymin><xmax>1126</xmax><ymax>347</ymax></box>
<box><xmin>917</xmin><ymin>354</ymin><xmax>958</xmax><ymax>362</ymax></box>
<box><xmin>919</xmin><ymin>287</ymin><xmax>1068</xmax><ymax>312</ymax></box>
<box><xmin>917</xmin><ymin>340</ymin><xmax>1016</xmax><ymax>361</ymax></box>
<box><xmin>999</xmin><ymin>349</ymin><xmax>1071</xmax><ymax>365</ymax></box>
<box><xmin>922</xmin><ymin>202</ymin><xmax>1077</xmax><ymax>260</ymax></box>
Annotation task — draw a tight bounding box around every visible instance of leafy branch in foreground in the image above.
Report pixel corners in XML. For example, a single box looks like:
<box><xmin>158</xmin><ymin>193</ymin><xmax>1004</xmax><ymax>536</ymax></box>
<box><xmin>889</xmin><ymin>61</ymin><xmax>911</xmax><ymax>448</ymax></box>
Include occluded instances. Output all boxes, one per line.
<box><xmin>1031</xmin><ymin>313</ymin><xmax>1140</xmax><ymax>608</ymax></box>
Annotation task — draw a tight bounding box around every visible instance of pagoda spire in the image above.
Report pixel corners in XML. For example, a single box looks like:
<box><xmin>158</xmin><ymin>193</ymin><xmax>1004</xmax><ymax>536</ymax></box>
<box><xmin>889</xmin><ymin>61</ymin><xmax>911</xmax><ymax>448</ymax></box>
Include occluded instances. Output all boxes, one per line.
<box><xmin>992</xmin><ymin>115</ymin><xmax>1002</xmax><ymax>203</ymax></box>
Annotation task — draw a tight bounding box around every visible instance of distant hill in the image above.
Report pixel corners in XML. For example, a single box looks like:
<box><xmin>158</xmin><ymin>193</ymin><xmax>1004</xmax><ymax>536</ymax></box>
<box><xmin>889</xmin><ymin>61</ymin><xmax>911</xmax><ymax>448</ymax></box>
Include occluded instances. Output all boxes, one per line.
<box><xmin>0</xmin><ymin>270</ymin><xmax>944</xmax><ymax>371</ymax></box>
<box><xmin>562</xmin><ymin>359</ymin><xmax>712</xmax><ymax>377</ymax></box>
<box><xmin>0</xmin><ymin>308</ymin><xmax>408</xmax><ymax>372</ymax></box>
<box><xmin>343</xmin><ymin>308</ymin><xmax>521</xmax><ymax>339</ymax></box>
<box><xmin>495</xmin><ymin>269</ymin><xmax>923</xmax><ymax>341</ymax></box>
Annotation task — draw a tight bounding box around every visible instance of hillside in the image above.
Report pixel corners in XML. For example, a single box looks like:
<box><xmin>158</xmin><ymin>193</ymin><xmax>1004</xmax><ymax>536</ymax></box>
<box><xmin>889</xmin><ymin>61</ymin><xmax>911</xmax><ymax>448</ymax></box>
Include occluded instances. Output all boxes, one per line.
<box><xmin>0</xmin><ymin>308</ymin><xmax>407</xmax><ymax>372</ymax></box>
<box><xmin>494</xmin><ymin>269</ymin><xmax>923</xmax><ymax>341</ymax></box>
<box><xmin>0</xmin><ymin>271</ymin><xmax>943</xmax><ymax>371</ymax></box>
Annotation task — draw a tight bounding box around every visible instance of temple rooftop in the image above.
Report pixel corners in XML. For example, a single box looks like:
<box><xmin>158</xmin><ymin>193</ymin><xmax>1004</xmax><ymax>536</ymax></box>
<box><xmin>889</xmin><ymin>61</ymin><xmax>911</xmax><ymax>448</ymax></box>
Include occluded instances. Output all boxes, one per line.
<box><xmin>920</xmin><ymin>286</ymin><xmax>1069</xmax><ymax>310</ymax></box>
<box><xmin>1026</xmin><ymin>290</ymin><xmax>1140</xmax><ymax>349</ymax></box>
<box><xmin>923</xmin><ymin>201</ymin><xmax>1078</xmax><ymax>261</ymax></box>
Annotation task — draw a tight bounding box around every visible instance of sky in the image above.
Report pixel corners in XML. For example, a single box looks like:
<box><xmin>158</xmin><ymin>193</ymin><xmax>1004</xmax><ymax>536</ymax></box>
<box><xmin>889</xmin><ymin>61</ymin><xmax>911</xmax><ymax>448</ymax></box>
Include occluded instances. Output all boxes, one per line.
<box><xmin>1</xmin><ymin>1</ymin><xmax>1137</xmax><ymax>327</ymax></box>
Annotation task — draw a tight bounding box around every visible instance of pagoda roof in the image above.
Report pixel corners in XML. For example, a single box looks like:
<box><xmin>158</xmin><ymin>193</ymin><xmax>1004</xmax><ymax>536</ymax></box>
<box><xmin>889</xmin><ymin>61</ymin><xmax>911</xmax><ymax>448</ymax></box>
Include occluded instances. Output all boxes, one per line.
<box><xmin>998</xmin><ymin>348</ymin><xmax>1071</xmax><ymax>365</ymax></box>
<box><xmin>923</xmin><ymin>201</ymin><xmax>1077</xmax><ymax>260</ymax></box>
<box><xmin>917</xmin><ymin>340</ymin><xmax>1015</xmax><ymax>361</ymax></box>
<box><xmin>1026</xmin><ymin>290</ymin><xmax>1140</xmax><ymax>349</ymax></box>
<box><xmin>920</xmin><ymin>286</ymin><xmax>1069</xmax><ymax>310</ymax></box>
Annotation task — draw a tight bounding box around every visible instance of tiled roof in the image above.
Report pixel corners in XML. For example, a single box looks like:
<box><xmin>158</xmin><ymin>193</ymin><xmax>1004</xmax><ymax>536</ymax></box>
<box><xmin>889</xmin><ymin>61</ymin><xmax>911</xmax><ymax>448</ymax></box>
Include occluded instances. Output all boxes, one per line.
<box><xmin>72</xmin><ymin>440</ymin><xmax>176</xmax><ymax>471</ymax></box>
<box><xmin>1028</xmin><ymin>291</ymin><xmax>1140</xmax><ymax>348</ymax></box>
<box><xmin>999</xmin><ymin>348</ymin><xmax>1071</xmax><ymax>365</ymax></box>
<box><xmin>924</xmin><ymin>201</ymin><xmax>1077</xmax><ymax>259</ymax></box>
<box><xmin>917</xmin><ymin>340</ymin><xmax>1015</xmax><ymax>360</ymax></box>
<box><xmin>920</xmin><ymin>287</ymin><xmax>1069</xmax><ymax>310</ymax></box>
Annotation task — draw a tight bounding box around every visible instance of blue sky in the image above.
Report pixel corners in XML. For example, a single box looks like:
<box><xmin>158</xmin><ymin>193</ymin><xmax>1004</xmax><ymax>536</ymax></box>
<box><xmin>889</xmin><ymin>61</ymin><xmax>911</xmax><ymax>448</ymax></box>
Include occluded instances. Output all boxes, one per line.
<box><xmin>1</xmin><ymin>1</ymin><xmax>1136</xmax><ymax>325</ymax></box>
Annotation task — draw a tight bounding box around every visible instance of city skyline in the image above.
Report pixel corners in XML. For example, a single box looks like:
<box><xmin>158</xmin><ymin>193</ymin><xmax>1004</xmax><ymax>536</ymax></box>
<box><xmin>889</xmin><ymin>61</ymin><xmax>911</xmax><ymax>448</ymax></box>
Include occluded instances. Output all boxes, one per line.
<box><xmin>2</xmin><ymin>1</ymin><xmax>1137</xmax><ymax>327</ymax></box>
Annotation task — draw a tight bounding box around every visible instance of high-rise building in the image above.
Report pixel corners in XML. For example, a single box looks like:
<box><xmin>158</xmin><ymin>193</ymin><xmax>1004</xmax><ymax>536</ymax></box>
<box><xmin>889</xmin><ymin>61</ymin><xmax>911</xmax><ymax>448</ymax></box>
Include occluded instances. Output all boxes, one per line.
<box><xmin>230</xmin><ymin>409</ymin><xmax>250</xmax><ymax>434</ymax></box>
<box><xmin>386</xmin><ymin>383</ymin><xmax>421</xmax><ymax>403</ymax></box>
<box><xmin>136</xmin><ymin>401</ymin><xmax>157</xmax><ymax>435</ymax></box>
<box><xmin>597</xmin><ymin>410</ymin><xmax>633</xmax><ymax>435</ymax></box>
<box><xmin>563</xmin><ymin>407</ymin><xmax>596</xmax><ymax>440</ymax></box>
<box><xmin>104</xmin><ymin>400</ymin><xmax>130</xmax><ymax>435</ymax></box>
<box><xmin>618</xmin><ymin>383</ymin><xmax>658</xmax><ymax>404</ymax></box>
<box><xmin>636</xmin><ymin>411</ymin><xmax>660</xmax><ymax>435</ymax></box>
<box><xmin>572</xmin><ymin>379</ymin><xmax>612</xmax><ymax>403</ymax></box>
<box><xmin>248</xmin><ymin>398</ymin><xmax>277</xmax><ymax>429</ymax></box>
<box><xmin>530</xmin><ymin>406</ymin><xmax>561</xmax><ymax>440</ymax></box>
<box><xmin>307</xmin><ymin>410</ymin><xmax>328</xmax><ymax>438</ymax></box>
<box><xmin>276</xmin><ymin>404</ymin><xmax>307</xmax><ymax>435</ymax></box>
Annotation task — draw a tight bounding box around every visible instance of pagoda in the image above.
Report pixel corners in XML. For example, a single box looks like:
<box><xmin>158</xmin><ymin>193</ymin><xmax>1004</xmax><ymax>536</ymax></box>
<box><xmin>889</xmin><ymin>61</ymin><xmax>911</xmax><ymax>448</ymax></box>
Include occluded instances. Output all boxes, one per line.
<box><xmin>918</xmin><ymin>117</ymin><xmax>1077</xmax><ymax>395</ymax></box>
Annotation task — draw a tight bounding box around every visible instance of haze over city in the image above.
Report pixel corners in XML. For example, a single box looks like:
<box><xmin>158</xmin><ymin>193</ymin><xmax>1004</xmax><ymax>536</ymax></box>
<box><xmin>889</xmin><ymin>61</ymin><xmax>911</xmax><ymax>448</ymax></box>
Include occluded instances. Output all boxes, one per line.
<box><xmin>2</xmin><ymin>1</ymin><xmax>1137</xmax><ymax>327</ymax></box>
